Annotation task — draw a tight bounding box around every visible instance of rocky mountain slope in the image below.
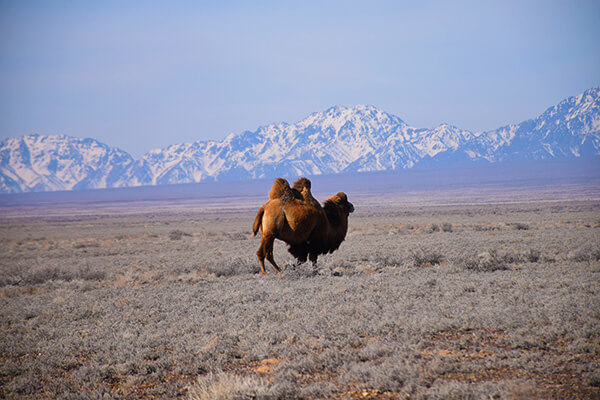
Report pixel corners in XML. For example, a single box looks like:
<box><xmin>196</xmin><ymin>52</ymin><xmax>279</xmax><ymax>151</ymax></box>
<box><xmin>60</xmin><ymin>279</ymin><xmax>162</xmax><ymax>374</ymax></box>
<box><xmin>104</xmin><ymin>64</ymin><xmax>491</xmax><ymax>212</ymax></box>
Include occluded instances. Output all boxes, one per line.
<box><xmin>1</xmin><ymin>87</ymin><xmax>598</xmax><ymax>193</ymax></box>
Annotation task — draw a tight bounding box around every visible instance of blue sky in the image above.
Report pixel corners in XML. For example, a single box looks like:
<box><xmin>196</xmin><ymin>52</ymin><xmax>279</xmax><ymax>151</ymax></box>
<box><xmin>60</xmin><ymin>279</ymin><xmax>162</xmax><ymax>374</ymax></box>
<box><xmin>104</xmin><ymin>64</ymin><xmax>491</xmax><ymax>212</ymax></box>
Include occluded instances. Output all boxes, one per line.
<box><xmin>1</xmin><ymin>1</ymin><xmax>599</xmax><ymax>157</ymax></box>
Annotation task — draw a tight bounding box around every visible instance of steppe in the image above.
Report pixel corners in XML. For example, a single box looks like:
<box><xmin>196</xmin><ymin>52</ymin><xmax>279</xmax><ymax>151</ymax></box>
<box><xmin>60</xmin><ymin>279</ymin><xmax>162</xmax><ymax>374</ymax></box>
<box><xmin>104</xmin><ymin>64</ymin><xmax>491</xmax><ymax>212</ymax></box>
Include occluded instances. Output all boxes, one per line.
<box><xmin>1</xmin><ymin>180</ymin><xmax>599</xmax><ymax>399</ymax></box>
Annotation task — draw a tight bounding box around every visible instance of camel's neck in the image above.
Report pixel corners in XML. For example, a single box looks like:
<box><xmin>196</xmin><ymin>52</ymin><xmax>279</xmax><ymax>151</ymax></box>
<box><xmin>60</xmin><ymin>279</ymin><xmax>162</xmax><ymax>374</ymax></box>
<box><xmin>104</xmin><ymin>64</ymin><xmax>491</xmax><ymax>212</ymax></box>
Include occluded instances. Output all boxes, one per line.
<box><xmin>327</xmin><ymin>218</ymin><xmax>348</xmax><ymax>250</ymax></box>
<box><xmin>323</xmin><ymin>201</ymin><xmax>349</xmax><ymax>253</ymax></box>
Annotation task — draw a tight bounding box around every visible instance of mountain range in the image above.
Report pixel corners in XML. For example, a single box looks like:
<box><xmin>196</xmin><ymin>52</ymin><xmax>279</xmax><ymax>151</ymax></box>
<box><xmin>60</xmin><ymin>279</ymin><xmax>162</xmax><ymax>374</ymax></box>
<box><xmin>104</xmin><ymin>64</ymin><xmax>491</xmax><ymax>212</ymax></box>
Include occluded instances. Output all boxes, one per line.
<box><xmin>1</xmin><ymin>87</ymin><xmax>599</xmax><ymax>193</ymax></box>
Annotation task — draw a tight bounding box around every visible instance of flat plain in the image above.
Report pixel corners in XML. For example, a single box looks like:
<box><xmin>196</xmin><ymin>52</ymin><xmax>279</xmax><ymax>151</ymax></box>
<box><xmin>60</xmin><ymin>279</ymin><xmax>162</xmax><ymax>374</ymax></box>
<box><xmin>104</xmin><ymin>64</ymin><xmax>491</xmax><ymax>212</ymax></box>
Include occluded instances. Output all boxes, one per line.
<box><xmin>1</xmin><ymin>186</ymin><xmax>599</xmax><ymax>399</ymax></box>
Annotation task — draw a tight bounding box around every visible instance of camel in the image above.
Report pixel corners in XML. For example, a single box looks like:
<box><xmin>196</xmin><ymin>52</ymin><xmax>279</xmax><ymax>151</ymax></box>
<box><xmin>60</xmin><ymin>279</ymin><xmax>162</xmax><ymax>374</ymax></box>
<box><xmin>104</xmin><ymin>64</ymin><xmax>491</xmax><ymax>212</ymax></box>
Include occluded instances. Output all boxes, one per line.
<box><xmin>252</xmin><ymin>177</ymin><xmax>354</xmax><ymax>275</ymax></box>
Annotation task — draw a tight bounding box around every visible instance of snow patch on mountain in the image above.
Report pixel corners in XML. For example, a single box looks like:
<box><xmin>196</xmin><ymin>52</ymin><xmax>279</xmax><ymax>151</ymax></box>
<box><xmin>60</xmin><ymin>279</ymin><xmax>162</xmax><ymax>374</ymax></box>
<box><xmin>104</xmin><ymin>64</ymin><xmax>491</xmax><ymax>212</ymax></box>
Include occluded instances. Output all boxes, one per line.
<box><xmin>1</xmin><ymin>87</ymin><xmax>599</xmax><ymax>193</ymax></box>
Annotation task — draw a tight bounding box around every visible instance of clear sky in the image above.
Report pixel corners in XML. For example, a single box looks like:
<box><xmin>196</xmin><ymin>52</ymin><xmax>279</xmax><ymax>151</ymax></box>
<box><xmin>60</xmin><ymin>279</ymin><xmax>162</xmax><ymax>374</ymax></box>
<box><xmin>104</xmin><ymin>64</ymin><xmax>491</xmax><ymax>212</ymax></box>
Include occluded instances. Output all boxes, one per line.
<box><xmin>1</xmin><ymin>0</ymin><xmax>599</xmax><ymax>157</ymax></box>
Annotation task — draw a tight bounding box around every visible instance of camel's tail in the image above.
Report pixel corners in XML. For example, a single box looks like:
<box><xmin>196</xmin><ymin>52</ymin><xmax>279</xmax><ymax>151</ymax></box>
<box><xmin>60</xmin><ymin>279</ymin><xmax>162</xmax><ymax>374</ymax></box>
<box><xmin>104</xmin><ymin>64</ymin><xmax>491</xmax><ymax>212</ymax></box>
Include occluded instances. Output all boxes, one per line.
<box><xmin>252</xmin><ymin>206</ymin><xmax>265</xmax><ymax>237</ymax></box>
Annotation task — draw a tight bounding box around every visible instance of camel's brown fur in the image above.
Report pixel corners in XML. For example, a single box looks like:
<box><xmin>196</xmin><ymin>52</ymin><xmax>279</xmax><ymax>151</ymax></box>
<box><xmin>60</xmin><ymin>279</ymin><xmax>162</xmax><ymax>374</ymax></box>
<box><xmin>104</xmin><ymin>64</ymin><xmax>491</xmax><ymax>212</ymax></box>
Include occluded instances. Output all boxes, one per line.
<box><xmin>253</xmin><ymin>177</ymin><xmax>354</xmax><ymax>275</ymax></box>
<box><xmin>268</xmin><ymin>178</ymin><xmax>296</xmax><ymax>201</ymax></box>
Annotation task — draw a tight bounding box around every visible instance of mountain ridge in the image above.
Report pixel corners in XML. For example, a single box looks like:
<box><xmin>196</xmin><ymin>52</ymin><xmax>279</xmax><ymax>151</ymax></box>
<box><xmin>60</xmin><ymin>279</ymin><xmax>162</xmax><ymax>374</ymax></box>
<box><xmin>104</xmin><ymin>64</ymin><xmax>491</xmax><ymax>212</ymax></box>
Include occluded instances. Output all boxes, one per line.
<box><xmin>1</xmin><ymin>87</ymin><xmax>599</xmax><ymax>193</ymax></box>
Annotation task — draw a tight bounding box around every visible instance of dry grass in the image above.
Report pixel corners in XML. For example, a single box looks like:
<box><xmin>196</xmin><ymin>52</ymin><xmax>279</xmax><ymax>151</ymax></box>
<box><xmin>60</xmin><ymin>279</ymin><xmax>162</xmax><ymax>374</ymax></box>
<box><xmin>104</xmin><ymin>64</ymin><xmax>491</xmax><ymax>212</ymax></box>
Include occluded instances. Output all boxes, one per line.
<box><xmin>186</xmin><ymin>371</ymin><xmax>273</xmax><ymax>400</ymax></box>
<box><xmin>0</xmin><ymin>199</ymin><xmax>599</xmax><ymax>399</ymax></box>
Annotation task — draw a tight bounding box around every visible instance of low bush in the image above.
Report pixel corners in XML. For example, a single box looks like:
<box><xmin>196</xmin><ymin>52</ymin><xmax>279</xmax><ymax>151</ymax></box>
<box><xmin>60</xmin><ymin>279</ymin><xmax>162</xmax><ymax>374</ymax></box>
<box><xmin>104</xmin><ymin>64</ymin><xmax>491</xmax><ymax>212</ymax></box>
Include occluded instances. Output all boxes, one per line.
<box><xmin>508</xmin><ymin>222</ymin><xmax>530</xmax><ymax>230</ymax></box>
<box><xmin>186</xmin><ymin>371</ymin><xmax>274</xmax><ymax>400</ymax></box>
<box><xmin>169</xmin><ymin>230</ymin><xmax>192</xmax><ymax>240</ymax></box>
<box><xmin>441</xmin><ymin>223</ymin><xmax>453</xmax><ymax>232</ymax></box>
<box><xmin>410</xmin><ymin>247</ymin><xmax>444</xmax><ymax>267</ymax></box>
<box><xmin>426</xmin><ymin>224</ymin><xmax>440</xmax><ymax>233</ymax></box>
<box><xmin>462</xmin><ymin>250</ymin><xmax>510</xmax><ymax>272</ymax></box>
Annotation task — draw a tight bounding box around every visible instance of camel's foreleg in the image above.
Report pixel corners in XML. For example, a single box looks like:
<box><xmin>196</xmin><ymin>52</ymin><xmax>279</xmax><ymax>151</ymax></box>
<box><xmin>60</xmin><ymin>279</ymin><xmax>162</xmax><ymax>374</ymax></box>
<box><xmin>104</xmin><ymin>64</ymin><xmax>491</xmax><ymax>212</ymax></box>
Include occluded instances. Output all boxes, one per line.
<box><xmin>288</xmin><ymin>242</ymin><xmax>309</xmax><ymax>265</ymax></box>
<box><xmin>308</xmin><ymin>241</ymin><xmax>321</xmax><ymax>266</ymax></box>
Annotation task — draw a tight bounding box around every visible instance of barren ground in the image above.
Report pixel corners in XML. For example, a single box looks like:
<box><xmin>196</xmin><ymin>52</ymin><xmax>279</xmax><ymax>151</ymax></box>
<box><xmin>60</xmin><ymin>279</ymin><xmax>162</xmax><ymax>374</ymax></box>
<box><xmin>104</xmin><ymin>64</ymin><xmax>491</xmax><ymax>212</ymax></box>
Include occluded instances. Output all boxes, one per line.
<box><xmin>1</xmin><ymin>192</ymin><xmax>599</xmax><ymax>399</ymax></box>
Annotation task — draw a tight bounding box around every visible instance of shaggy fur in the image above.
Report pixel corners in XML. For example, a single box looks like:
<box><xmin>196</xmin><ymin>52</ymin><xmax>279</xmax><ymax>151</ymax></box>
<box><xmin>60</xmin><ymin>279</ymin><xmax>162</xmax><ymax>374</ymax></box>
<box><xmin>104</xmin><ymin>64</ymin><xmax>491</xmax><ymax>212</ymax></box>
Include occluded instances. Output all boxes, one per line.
<box><xmin>253</xmin><ymin>177</ymin><xmax>354</xmax><ymax>275</ymax></box>
<box><xmin>268</xmin><ymin>177</ymin><xmax>312</xmax><ymax>203</ymax></box>
<box><xmin>268</xmin><ymin>178</ymin><xmax>296</xmax><ymax>202</ymax></box>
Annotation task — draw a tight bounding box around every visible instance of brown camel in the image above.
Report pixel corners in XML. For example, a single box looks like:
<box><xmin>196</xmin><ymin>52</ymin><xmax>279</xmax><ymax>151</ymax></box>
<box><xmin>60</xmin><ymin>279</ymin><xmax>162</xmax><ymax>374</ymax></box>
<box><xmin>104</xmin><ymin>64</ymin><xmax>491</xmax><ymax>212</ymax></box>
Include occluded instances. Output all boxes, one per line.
<box><xmin>252</xmin><ymin>177</ymin><xmax>354</xmax><ymax>275</ymax></box>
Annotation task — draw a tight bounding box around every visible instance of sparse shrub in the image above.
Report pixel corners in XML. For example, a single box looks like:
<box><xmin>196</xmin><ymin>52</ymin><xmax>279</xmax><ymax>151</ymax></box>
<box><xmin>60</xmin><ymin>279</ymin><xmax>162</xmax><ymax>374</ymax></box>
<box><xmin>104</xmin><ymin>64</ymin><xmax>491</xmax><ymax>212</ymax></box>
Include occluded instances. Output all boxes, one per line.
<box><xmin>341</xmin><ymin>361</ymin><xmax>406</xmax><ymax>392</ymax></box>
<box><xmin>441</xmin><ymin>223</ymin><xmax>453</xmax><ymax>232</ymax></box>
<box><xmin>587</xmin><ymin>373</ymin><xmax>600</xmax><ymax>388</ymax></box>
<box><xmin>169</xmin><ymin>230</ymin><xmax>192</xmax><ymax>240</ymax></box>
<box><xmin>473</xmin><ymin>224</ymin><xmax>495</xmax><ymax>231</ymax></box>
<box><xmin>204</xmin><ymin>258</ymin><xmax>257</xmax><ymax>277</ymax></box>
<box><xmin>23</xmin><ymin>266</ymin><xmax>76</xmax><ymax>284</ymax></box>
<box><xmin>370</xmin><ymin>254</ymin><xmax>403</xmax><ymax>268</ymax></box>
<box><xmin>186</xmin><ymin>371</ymin><xmax>274</xmax><ymax>400</ymax></box>
<box><xmin>7</xmin><ymin>372</ymin><xmax>42</xmax><ymax>395</ymax></box>
<box><xmin>569</xmin><ymin>245</ymin><xmax>600</xmax><ymax>262</ymax></box>
<box><xmin>426</xmin><ymin>224</ymin><xmax>440</xmax><ymax>233</ymax></box>
<box><xmin>410</xmin><ymin>247</ymin><xmax>443</xmax><ymax>267</ymax></box>
<box><xmin>77</xmin><ymin>264</ymin><xmax>107</xmax><ymax>281</ymax></box>
<box><xmin>100</xmin><ymin>366</ymin><xmax>120</xmax><ymax>384</ymax></box>
<box><xmin>299</xmin><ymin>382</ymin><xmax>335</xmax><ymax>398</ymax></box>
<box><xmin>463</xmin><ymin>250</ymin><xmax>510</xmax><ymax>272</ymax></box>
<box><xmin>508</xmin><ymin>222</ymin><xmax>530</xmax><ymax>230</ymax></box>
<box><xmin>225</xmin><ymin>232</ymin><xmax>248</xmax><ymax>241</ymax></box>
<box><xmin>524</xmin><ymin>249</ymin><xmax>541</xmax><ymax>263</ymax></box>
<box><xmin>73</xmin><ymin>241</ymin><xmax>100</xmax><ymax>249</ymax></box>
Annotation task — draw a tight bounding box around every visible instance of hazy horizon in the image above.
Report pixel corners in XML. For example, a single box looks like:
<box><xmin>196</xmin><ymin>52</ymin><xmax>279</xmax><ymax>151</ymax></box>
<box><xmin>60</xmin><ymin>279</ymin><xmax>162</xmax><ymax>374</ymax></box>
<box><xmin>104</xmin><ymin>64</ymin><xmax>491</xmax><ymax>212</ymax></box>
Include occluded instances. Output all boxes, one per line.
<box><xmin>1</xmin><ymin>1</ymin><xmax>600</xmax><ymax>157</ymax></box>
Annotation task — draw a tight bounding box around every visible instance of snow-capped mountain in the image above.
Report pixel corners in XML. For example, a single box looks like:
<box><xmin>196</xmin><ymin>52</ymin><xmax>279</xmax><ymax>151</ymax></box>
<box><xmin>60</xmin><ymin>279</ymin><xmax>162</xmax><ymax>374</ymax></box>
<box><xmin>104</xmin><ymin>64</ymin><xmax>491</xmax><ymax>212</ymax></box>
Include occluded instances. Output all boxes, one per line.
<box><xmin>0</xmin><ymin>135</ymin><xmax>134</xmax><ymax>193</ymax></box>
<box><xmin>463</xmin><ymin>87</ymin><xmax>600</xmax><ymax>162</ymax></box>
<box><xmin>1</xmin><ymin>87</ymin><xmax>599</xmax><ymax>193</ymax></box>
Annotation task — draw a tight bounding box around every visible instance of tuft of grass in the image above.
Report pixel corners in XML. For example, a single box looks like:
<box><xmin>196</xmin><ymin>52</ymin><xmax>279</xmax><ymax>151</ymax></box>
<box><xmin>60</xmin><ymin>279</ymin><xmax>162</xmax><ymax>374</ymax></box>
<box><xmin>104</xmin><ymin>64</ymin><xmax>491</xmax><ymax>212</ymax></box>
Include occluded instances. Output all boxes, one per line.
<box><xmin>186</xmin><ymin>371</ymin><xmax>274</xmax><ymax>400</ymax></box>
<box><xmin>508</xmin><ymin>222</ymin><xmax>530</xmax><ymax>230</ymax></box>
<box><xmin>410</xmin><ymin>247</ymin><xmax>444</xmax><ymax>267</ymax></box>
<box><xmin>426</xmin><ymin>224</ymin><xmax>440</xmax><ymax>233</ymax></box>
<box><xmin>524</xmin><ymin>249</ymin><xmax>541</xmax><ymax>263</ymax></box>
<box><xmin>587</xmin><ymin>373</ymin><xmax>600</xmax><ymax>388</ymax></box>
<box><xmin>207</xmin><ymin>258</ymin><xmax>258</xmax><ymax>277</ymax></box>
<box><xmin>22</xmin><ymin>266</ymin><xmax>76</xmax><ymax>285</ymax></box>
<box><xmin>369</xmin><ymin>254</ymin><xmax>403</xmax><ymax>269</ymax></box>
<box><xmin>169</xmin><ymin>230</ymin><xmax>192</xmax><ymax>240</ymax></box>
<box><xmin>441</xmin><ymin>223</ymin><xmax>453</xmax><ymax>232</ymax></box>
<box><xmin>73</xmin><ymin>242</ymin><xmax>100</xmax><ymax>249</ymax></box>
<box><xmin>473</xmin><ymin>224</ymin><xmax>499</xmax><ymax>231</ymax></box>
<box><xmin>462</xmin><ymin>250</ymin><xmax>510</xmax><ymax>272</ymax></box>
<box><xmin>570</xmin><ymin>246</ymin><xmax>600</xmax><ymax>262</ymax></box>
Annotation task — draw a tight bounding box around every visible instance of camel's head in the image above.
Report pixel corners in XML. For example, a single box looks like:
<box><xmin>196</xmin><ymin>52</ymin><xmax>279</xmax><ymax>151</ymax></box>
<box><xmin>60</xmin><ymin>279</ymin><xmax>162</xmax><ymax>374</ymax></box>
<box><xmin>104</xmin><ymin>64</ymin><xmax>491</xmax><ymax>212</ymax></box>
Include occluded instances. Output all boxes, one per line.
<box><xmin>331</xmin><ymin>192</ymin><xmax>354</xmax><ymax>215</ymax></box>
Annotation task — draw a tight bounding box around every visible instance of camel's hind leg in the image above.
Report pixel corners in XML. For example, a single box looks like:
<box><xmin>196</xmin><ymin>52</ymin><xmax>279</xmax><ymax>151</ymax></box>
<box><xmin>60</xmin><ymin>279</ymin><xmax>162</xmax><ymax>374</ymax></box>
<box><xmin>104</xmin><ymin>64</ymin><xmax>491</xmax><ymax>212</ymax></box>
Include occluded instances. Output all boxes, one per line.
<box><xmin>256</xmin><ymin>236</ymin><xmax>269</xmax><ymax>275</ymax></box>
<box><xmin>256</xmin><ymin>234</ymin><xmax>280</xmax><ymax>275</ymax></box>
<box><xmin>264</xmin><ymin>235</ymin><xmax>281</xmax><ymax>274</ymax></box>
